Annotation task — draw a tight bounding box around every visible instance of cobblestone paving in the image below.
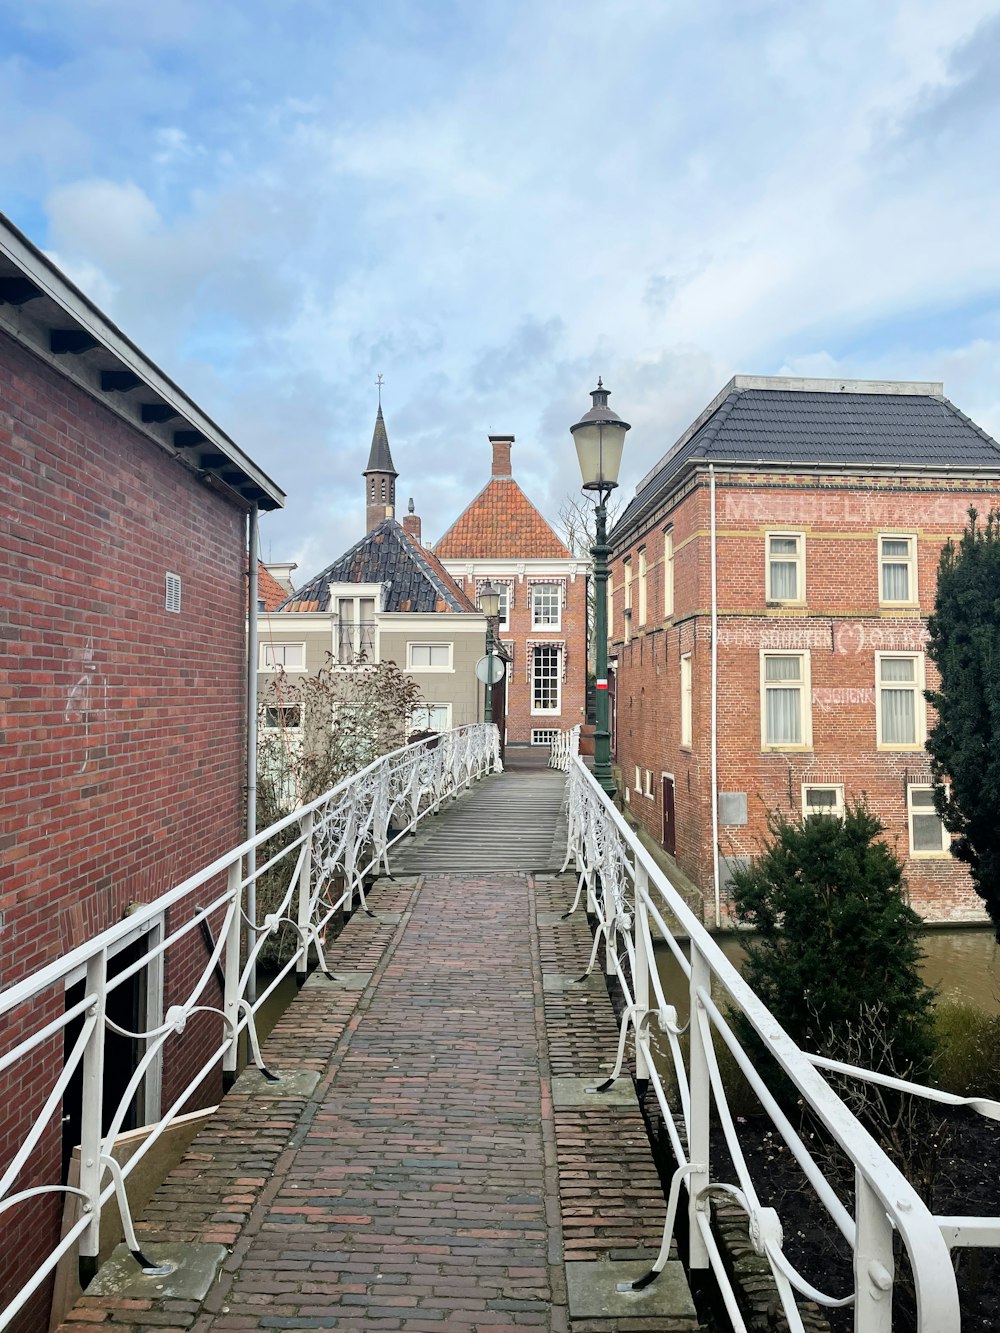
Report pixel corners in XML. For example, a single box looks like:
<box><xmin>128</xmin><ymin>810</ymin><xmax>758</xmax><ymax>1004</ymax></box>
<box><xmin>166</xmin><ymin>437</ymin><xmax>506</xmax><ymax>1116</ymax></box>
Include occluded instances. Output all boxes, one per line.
<box><xmin>57</xmin><ymin>871</ymin><xmax>699</xmax><ymax>1333</ymax></box>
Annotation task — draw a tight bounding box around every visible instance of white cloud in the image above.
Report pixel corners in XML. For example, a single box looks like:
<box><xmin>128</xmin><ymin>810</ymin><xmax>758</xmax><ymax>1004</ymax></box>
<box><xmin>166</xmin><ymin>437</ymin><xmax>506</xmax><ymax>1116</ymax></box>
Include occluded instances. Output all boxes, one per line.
<box><xmin>2</xmin><ymin>0</ymin><xmax>999</xmax><ymax>568</ymax></box>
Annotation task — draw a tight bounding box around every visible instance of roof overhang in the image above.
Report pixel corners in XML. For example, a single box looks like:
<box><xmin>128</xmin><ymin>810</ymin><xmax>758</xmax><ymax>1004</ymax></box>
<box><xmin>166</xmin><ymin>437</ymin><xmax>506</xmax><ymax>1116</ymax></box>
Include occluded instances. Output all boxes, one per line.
<box><xmin>0</xmin><ymin>212</ymin><xmax>284</xmax><ymax>512</ymax></box>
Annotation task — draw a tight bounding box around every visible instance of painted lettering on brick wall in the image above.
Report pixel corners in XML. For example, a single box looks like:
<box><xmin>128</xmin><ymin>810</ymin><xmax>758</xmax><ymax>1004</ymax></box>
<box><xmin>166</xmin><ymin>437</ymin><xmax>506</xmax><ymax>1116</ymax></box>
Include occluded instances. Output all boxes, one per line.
<box><xmin>813</xmin><ymin>687</ymin><xmax>876</xmax><ymax>711</ymax></box>
<box><xmin>715</xmin><ymin>622</ymin><xmax>928</xmax><ymax>652</ymax></box>
<box><xmin>722</xmin><ymin>491</ymin><xmax>972</xmax><ymax>527</ymax></box>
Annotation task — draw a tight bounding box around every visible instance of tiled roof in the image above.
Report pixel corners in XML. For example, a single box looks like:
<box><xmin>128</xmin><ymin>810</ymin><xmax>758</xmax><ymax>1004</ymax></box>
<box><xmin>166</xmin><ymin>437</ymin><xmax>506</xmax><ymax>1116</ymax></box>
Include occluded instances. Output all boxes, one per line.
<box><xmin>615</xmin><ymin>380</ymin><xmax>1000</xmax><ymax>541</ymax></box>
<box><xmin>434</xmin><ymin>478</ymin><xmax>571</xmax><ymax>560</ymax></box>
<box><xmin>257</xmin><ymin>563</ymin><xmax>289</xmax><ymax>612</ymax></box>
<box><xmin>364</xmin><ymin>405</ymin><xmax>397</xmax><ymax>476</ymax></box>
<box><xmin>277</xmin><ymin>519</ymin><xmax>477</xmax><ymax>615</ymax></box>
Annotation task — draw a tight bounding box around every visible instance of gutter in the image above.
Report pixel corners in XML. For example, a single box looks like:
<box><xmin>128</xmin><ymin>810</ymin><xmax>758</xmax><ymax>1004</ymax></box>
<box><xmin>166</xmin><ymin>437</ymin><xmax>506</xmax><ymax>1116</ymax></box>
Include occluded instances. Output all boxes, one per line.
<box><xmin>246</xmin><ymin>507</ymin><xmax>259</xmax><ymax>1004</ymax></box>
<box><xmin>710</xmin><ymin>465</ymin><xmax>721</xmax><ymax>930</ymax></box>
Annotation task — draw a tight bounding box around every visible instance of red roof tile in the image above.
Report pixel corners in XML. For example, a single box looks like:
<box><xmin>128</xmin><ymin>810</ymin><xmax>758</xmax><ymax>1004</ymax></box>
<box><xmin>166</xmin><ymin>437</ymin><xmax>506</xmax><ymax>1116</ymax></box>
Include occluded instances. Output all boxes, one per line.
<box><xmin>434</xmin><ymin>478</ymin><xmax>571</xmax><ymax>560</ymax></box>
<box><xmin>257</xmin><ymin>563</ymin><xmax>290</xmax><ymax>612</ymax></box>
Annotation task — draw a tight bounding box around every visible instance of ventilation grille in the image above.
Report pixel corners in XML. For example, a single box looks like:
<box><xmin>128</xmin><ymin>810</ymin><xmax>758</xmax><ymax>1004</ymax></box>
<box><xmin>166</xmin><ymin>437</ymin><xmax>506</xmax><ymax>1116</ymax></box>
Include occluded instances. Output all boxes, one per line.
<box><xmin>165</xmin><ymin>572</ymin><xmax>182</xmax><ymax>613</ymax></box>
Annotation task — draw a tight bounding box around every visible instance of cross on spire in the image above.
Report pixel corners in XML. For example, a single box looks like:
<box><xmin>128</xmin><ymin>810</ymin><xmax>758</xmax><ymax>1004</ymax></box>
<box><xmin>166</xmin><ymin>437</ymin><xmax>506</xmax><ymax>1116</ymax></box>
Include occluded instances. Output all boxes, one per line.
<box><xmin>376</xmin><ymin>372</ymin><xmax>384</xmax><ymax>408</ymax></box>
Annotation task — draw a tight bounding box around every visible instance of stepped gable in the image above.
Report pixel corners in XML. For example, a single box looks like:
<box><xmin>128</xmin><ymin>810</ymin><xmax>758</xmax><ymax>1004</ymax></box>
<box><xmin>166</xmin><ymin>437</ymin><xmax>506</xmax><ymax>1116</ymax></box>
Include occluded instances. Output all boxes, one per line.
<box><xmin>434</xmin><ymin>477</ymin><xmax>571</xmax><ymax>560</ymax></box>
<box><xmin>615</xmin><ymin>375</ymin><xmax>1000</xmax><ymax>541</ymax></box>
<box><xmin>277</xmin><ymin>518</ymin><xmax>476</xmax><ymax>615</ymax></box>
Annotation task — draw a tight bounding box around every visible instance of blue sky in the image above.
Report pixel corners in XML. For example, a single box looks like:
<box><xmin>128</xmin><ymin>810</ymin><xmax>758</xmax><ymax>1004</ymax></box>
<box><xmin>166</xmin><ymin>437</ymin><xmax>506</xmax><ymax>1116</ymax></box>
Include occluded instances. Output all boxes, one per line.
<box><xmin>3</xmin><ymin>0</ymin><xmax>1000</xmax><ymax>576</ymax></box>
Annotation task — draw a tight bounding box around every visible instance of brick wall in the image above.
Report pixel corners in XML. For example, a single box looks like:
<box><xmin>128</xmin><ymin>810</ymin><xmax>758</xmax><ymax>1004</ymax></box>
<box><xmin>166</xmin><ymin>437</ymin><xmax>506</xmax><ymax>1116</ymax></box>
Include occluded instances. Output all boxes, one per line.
<box><xmin>611</xmin><ymin>470</ymin><xmax>997</xmax><ymax>926</ymax></box>
<box><xmin>0</xmin><ymin>328</ymin><xmax>248</xmax><ymax>1327</ymax></box>
<box><xmin>459</xmin><ymin>572</ymin><xmax>588</xmax><ymax>744</ymax></box>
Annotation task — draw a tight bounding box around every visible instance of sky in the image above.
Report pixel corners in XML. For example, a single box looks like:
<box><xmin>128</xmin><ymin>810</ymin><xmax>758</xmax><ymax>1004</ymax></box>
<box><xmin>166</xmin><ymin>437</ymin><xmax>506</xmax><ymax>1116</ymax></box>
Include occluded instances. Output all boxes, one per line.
<box><xmin>3</xmin><ymin>0</ymin><xmax>1000</xmax><ymax>578</ymax></box>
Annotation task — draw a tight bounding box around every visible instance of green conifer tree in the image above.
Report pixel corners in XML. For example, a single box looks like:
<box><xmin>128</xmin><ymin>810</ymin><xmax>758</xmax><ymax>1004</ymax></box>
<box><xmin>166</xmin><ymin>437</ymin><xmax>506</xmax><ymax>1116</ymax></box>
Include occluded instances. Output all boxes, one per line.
<box><xmin>729</xmin><ymin>804</ymin><xmax>935</xmax><ymax>1076</ymax></box>
<box><xmin>925</xmin><ymin>508</ymin><xmax>1000</xmax><ymax>937</ymax></box>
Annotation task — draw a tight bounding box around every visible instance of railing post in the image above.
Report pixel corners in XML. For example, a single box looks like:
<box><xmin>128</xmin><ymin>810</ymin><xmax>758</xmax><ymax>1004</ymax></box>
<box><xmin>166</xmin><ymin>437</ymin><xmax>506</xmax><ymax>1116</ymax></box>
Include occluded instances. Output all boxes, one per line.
<box><xmin>634</xmin><ymin>864</ymin><xmax>651</xmax><ymax>1082</ymax></box>
<box><xmin>687</xmin><ymin>943</ymin><xmax>711</xmax><ymax>1269</ymax></box>
<box><xmin>298</xmin><ymin>809</ymin><xmax>315</xmax><ymax>980</ymax></box>
<box><xmin>222</xmin><ymin>860</ymin><xmax>243</xmax><ymax>1087</ymax></box>
<box><xmin>854</xmin><ymin>1172</ymin><xmax>894</xmax><ymax>1333</ymax></box>
<box><xmin>78</xmin><ymin>948</ymin><xmax>108</xmax><ymax>1286</ymax></box>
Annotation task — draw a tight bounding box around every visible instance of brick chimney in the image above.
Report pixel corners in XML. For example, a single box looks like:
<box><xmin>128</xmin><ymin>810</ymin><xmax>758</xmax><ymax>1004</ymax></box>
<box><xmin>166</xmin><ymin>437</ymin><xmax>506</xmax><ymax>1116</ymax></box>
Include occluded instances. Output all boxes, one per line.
<box><xmin>490</xmin><ymin>434</ymin><xmax>514</xmax><ymax>477</ymax></box>
<box><xmin>402</xmin><ymin>497</ymin><xmax>422</xmax><ymax>544</ymax></box>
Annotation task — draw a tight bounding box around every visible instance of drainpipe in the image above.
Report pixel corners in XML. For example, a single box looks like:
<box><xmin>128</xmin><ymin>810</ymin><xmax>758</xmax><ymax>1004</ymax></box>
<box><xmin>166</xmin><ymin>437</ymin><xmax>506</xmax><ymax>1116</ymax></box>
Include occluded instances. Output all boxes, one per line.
<box><xmin>246</xmin><ymin>506</ymin><xmax>259</xmax><ymax>1004</ymax></box>
<box><xmin>710</xmin><ymin>465</ymin><xmax>721</xmax><ymax>929</ymax></box>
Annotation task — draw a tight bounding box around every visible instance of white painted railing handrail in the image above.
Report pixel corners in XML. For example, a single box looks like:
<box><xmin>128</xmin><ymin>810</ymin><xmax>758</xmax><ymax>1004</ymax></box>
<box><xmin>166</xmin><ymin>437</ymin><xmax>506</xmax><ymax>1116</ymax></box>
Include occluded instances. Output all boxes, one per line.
<box><xmin>561</xmin><ymin>756</ymin><xmax>997</xmax><ymax>1332</ymax></box>
<box><xmin>548</xmin><ymin>723</ymin><xmax>580</xmax><ymax>772</ymax></box>
<box><xmin>0</xmin><ymin>723</ymin><xmax>502</xmax><ymax>1331</ymax></box>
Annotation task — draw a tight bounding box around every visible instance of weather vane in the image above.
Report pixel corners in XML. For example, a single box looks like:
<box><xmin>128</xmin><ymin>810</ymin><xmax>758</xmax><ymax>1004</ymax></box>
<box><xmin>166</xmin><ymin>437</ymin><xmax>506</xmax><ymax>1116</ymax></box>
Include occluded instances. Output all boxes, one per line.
<box><xmin>376</xmin><ymin>372</ymin><xmax>384</xmax><ymax>408</ymax></box>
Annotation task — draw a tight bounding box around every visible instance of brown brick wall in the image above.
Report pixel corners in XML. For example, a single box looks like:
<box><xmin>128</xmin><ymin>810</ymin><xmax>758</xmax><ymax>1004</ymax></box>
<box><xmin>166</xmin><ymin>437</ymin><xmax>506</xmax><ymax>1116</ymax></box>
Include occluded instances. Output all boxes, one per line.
<box><xmin>459</xmin><ymin>572</ymin><xmax>588</xmax><ymax>744</ymax></box>
<box><xmin>0</xmin><ymin>327</ymin><xmax>249</xmax><ymax>1327</ymax></box>
<box><xmin>610</xmin><ymin>470</ymin><xmax>999</xmax><ymax>925</ymax></box>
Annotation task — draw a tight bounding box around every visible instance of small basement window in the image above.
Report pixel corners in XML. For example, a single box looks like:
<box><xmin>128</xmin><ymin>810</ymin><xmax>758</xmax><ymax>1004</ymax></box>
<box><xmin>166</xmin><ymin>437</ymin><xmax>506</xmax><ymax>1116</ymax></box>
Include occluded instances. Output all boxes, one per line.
<box><xmin>531</xmin><ymin>728</ymin><xmax>559</xmax><ymax>745</ymax></box>
<box><xmin>165</xmin><ymin>572</ymin><xmax>182</xmax><ymax>613</ymax></box>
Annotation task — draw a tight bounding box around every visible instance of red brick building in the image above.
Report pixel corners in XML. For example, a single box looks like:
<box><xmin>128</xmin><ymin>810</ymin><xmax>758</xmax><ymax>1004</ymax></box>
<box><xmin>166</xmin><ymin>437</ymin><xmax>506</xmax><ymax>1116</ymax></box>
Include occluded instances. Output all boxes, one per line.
<box><xmin>0</xmin><ymin>214</ymin><xmax>282</xmax><ymax>1327</ymax></box>
<box><xmin>435</xmin><ymin>435</ymin><xmax>589</xmax><ymax>747</ymax></box>
<box><xmin>609</xmin><ymin>375</ymin><xmax>1000</xmax><ymax>927</ymax></box>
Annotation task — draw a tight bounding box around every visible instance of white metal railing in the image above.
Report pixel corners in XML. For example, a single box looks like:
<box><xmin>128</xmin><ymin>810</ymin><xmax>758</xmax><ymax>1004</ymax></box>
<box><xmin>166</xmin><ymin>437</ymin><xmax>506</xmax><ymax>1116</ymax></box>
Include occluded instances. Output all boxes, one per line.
<box><xmin>548</xmin><ymin>723</ymin><xmax>580</xmax><ymax>772</ymax></box>
<box><xmin>561</xmin><ymin>757</ymin><xmax>1000</xmax><ymax>1332</ymax></box>
<box><xmin>0</xmin><ymin>724</ymin><xmax>501</xmax><ymax>1330</ymax></box>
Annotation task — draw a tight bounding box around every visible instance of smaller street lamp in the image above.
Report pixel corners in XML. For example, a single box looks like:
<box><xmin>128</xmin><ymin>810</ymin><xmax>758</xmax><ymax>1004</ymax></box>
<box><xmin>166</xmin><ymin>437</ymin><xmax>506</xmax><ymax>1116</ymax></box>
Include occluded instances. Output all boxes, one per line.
<box><xmin>570</xmin><ymin>379</ymin><xmax>630</xmax><ymax>798</ymax></box>
<box><xmin>478</xmin><ymin>580</ymin><xmax>501</xmax><ymax>725</ymax></box>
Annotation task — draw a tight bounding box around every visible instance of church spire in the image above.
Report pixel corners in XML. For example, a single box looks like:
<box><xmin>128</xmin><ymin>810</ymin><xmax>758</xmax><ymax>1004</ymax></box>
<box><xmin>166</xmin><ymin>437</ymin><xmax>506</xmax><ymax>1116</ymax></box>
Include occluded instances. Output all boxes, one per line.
<box><xmin>363</xmin><ymin>376</ymin><xmax>398</xmax><ymax>531</ymax></box>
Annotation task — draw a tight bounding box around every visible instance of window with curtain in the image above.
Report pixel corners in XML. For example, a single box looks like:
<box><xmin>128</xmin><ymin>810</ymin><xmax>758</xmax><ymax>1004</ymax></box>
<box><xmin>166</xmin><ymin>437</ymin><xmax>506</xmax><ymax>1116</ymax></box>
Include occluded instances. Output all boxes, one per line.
<box><xmin>878</xmin><ymin>654</ymin><xmax>923</xmax><ymax>745</ymax></box>
<box><xmin>908</xmin><ymin>786</ymin><xmax>949</xmax><ymax>854</ymax></box>
<box><xmin>532</xmin><ymin>645</ymin><xmax>561</xmax><ymax>712</ymax></box>
<box><xmin>531</xmin><ymin>583</ymin><xmax>561</xmax><ymax>630</ymax></box>
<box><xmin>767</xmin><ymin>533</ymin><xmax>803</xmax><ymax>602</ymax></box>
<box><xmin>762</xmin><ymin>653</ymin><xmax>808</xmax><ymax>746</ymax></box>
<box><xmin>680</xmin><ymin>652</ymin><xmax>692</xmax><ymax>747</ymax></box>
<box><xmin>880</xmin><ymin>535</ymin><xmax>916</xmax><ymax>603</ymax></box>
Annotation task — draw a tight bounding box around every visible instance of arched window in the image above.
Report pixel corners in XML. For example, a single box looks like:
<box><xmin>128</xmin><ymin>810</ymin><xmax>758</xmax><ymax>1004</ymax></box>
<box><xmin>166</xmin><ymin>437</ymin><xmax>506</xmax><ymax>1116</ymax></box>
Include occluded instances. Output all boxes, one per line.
<box><xmin>370</xmin><ymin>479</ymin><xmax>375</xmax><ymax>500</ymax></box>
<box><xmin>381</xmin><ymin>479</ymin><xmax>386</xmax><ymax>502</ymax></box>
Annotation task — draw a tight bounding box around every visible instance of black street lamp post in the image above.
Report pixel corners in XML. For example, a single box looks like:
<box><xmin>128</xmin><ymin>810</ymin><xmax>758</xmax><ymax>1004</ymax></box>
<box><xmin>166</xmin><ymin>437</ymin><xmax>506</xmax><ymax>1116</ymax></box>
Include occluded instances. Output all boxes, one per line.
<box><xmin>478</xmin><ymin>580</ymin><xmax>501</xmax><ymax>725</ymax></box>
<box><xmin>570</xmin><ymin>380</ymin><xmax>630</xmax><ymax>799</ymax></box>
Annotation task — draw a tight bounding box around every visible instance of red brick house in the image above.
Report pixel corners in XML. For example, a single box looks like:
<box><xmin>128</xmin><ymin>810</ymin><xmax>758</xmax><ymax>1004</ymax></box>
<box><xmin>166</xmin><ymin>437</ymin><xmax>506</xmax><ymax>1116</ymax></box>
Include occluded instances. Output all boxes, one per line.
<box><xmin>435</xmin><ymin>435</ymin><xmax>589</xmax><ymax>747</ymax></box>
<box><xmin>0</xmin><ymin>213</ymin><xmax>283</xmax><ymax>1327</ymax></box>
<box><xmin>609</xmin><ymin>375</ymin><xmax>1000</xmax><ymax>927</ymax></box>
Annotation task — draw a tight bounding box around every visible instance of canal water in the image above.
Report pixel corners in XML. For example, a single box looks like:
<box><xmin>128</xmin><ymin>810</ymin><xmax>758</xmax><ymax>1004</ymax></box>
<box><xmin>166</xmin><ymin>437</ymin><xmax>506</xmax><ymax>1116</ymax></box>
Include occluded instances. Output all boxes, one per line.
<box><xmin>653</xmin><ymin>927</ymin><xmax>1000</xmax><ymax>1016</ymax></box>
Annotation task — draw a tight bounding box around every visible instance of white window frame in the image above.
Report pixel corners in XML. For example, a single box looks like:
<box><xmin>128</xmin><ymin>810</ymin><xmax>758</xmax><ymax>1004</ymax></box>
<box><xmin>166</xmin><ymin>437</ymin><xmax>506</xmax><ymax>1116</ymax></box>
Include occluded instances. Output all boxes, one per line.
<box><xmin>531</xmin><ymin>728</ymin><xmax>560</xmax><ymax>746</ymax></box>
<box><xmin>879</xmin><ymin>533</ymin><xmax>918</xmax><ymax>607</ymax></box>
<box><xmin>623</xmin><ymin>558</ymin><xmax>633</xmax><ymax>642</ymax></box>
<box><xmin>407</xmin><ymin>641</ymin><xmax>454</xmax><ymax>672</ymax></box>
<box><xmin>634</xmin><ymin>765</ymin><xmax>642</xmax><ymax>793</ymax></box>
<box><xmin>875</xmin><ymin>652</ymin><xmax>926</xmax><ymax>749</ymax></box>
<box><xmin>680</xmin><ymin>652</ymin><xmax>693</xmax><ymax>749</ymax></box>
<box><xmin>644</xmin><ymin>769</ymin><xmax>653</xmax><ymax>799</ymax></box>
<box><xmin>496</xmin><ymin>583</ymin><xmax>511</xmax><ymax>632</ymax></box>
<box><xmin>410</xmin><ymin>702</ymin><xmax>452</xmax><ymax>732</ymax></box>
<box><xmin>907</xmin><ymin>784</ymin><xmax>950</xmax><ymax>857</ymax></box>
<box><xmin>531</xmin><ymin>643</ymin><xmax>561</xmax><ymax>715</ymax></box>
<box><xmin>637</xmin><ymin>547</ymin><xmax>647</xmax><ymax>626</ymax></box>
<box><xmin>801</xmin><ymin>783</ymin><xmax>845</xmax><ymax>819</ymax></box>
<box><xmin>766</xmin><ymin>531</ymin><xmax>805</xmax><ymax>604</ymax></box>
<box><xmin>760</xmin><ymin>650</ymin><xmax>812</xmax><ymax>750</ymax></box>
<box><xmin>530</xmin><ymin>583</ymin><xmax>562</xmax><ymax>632</ymax></box>
<box><xmin>262</xmin><ymin>703</ymin><xmax>302</xmax><ymax>730</ymax></box>
<box><xmin>663</xmin><ymin>527</ymin><xmax>674</xmax><ymax>618</ymax></box>
<box><xmin>259</xmin><ymin>641</ymin><xmax>306</xmax><ymax>672</ymax></box>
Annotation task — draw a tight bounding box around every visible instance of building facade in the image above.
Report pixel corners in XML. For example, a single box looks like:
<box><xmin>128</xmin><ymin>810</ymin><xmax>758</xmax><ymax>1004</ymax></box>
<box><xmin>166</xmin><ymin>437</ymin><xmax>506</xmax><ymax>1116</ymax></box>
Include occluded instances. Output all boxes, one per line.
<box><xmin>259</xmin><ymin>411</ymin><xmax>486</xmax><ymax>740</ymax></box>
<box><xmin>609</xmin><ymin>375</ymin><xmax>1000</xmax><ymax>927</ymax></box>
<box><xmin>0</xmin><ymin>214</ymin><xmax>283</xmax><ymax>1328</ymax></box>
<box><xmin>435</xmin><ymin>435</ymin><xmax>590</xmax><ymax>747</ymax></box>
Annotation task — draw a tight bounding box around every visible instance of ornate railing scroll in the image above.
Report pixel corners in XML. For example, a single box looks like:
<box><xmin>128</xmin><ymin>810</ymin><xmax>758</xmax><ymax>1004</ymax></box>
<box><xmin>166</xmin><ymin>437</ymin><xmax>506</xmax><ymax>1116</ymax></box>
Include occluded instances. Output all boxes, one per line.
<box><xmin>0</xmin><ymin>724</ymin><xmax>501</xmax><ymax>1330</ymax></box>
<box><xmin>548</xmin><ymin>723</ymin><xmax>580</xmax><ymax>772</ymax></box>
<box><xmin>561</xmin><ymin>757</ymin><xmax>1000</xmax><ymax>1333</ymax></box>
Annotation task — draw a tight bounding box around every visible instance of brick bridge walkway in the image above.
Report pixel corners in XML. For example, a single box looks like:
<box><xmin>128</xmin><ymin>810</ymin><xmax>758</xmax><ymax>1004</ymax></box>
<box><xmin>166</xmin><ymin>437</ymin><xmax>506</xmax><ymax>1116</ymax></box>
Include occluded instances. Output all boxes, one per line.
<box><xmin>58</xmin><ymin>766</ymin><xmax>700</xmax><ymax>1333</ymax></box>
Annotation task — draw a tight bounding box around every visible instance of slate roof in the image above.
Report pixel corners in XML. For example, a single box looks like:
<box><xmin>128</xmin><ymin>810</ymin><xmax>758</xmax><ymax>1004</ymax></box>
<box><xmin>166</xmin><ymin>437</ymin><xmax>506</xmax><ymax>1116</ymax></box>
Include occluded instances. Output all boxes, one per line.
<box><xmin>364</xmin><ymin>405</ymin><xmax>397</xmax><ymax>476</ymax></box>
<box><xmin>614</xmin><ymin>378</ymin><xmax>1000</xmax><ymax>541</ymax></box>
<box><xmin>434</xmin><ymin>477</ymin><xmax>572</xmax><ymax>560</ymax></box>
<box><xmin>277</xmin><ymin>519</ymin><xmax>477</xmax><ymax>615</ymax></box>
<box><xmin>257</xmin><ymin>563</ymin><xmax>290</xmax><ymax>612</ymax></box>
